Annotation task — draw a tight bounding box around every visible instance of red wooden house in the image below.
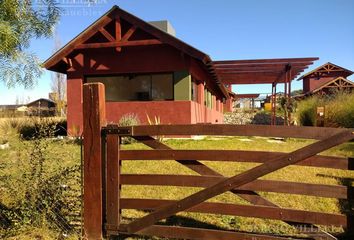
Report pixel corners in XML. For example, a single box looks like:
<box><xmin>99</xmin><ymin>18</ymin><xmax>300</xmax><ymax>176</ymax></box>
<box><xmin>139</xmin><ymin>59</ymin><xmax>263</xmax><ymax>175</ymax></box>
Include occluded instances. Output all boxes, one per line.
<box><xmin>44</xmin><ymin>6</ymin><xmax>229</xmax><ymax>135</ymax></box>
<box><xmin>299</xmin><ymin>62</ymin><xmax>354</xmax><ymax>95</ymax></box>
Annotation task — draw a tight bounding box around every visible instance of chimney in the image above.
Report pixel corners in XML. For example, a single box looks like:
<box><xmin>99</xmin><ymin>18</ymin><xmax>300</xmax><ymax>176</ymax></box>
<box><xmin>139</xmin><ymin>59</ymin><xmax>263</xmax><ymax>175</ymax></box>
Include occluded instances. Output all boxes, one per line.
<box><xmin>149</xmin><ymin>20</ymin><xmax>176</xmax><ymax>37</ymax></box>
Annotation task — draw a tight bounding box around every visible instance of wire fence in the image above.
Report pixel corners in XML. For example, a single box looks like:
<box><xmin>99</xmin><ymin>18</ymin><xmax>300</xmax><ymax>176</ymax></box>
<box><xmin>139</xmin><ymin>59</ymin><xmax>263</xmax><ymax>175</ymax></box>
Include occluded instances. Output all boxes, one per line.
<box><xmin>0</xmin><ymin>164</ymin><xmax>82</xmax><ymax>239</ymax></box>
<box><xmin>0</xmin><ymin>136</ymin><xmax>83</xmax><ymax>239</ymax></box>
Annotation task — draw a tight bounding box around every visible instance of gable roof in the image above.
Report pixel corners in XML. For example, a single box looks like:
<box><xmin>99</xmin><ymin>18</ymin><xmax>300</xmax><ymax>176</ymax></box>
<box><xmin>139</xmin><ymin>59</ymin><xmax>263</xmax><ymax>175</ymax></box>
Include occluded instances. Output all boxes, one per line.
<box><xmin>310</xmin><ymin>76</ymin><xmax>354</xmax><ymax>93</ymax></box>
<box><xmin>27</xmin><ymin>98</ymin><xmax>55</xmax><ymax>106</ymax></box>
<box><xmin>298</xmin><ymin>62</ymin><xmax>354</xmax><ymax>80</ymax></box>
<box><xmin>43</xmin><ymin>6</ymin><xmax>211</xmax><ymax>70</ymax></box>
<box><xmin>43</xmin><ymin>5</ymin><xmax>228</xmax><ymax>98</ymax></box>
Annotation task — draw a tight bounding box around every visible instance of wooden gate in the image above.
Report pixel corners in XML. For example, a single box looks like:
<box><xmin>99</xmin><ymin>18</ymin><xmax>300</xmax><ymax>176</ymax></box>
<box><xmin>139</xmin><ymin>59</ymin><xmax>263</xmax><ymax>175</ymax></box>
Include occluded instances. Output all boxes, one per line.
<box><xmin>82</xmin><ymin>83</ymin><xmax>354</xmax><ymax>240</ymax></box>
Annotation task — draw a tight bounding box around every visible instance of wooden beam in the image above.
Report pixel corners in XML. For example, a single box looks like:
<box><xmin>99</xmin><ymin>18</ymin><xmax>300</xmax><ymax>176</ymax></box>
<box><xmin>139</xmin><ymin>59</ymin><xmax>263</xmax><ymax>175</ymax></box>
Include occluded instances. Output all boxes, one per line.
<box><xmin>76</xmin><ymin>39</ymin><xmax>162</xmax><ymax>49</ymax></box>
<box><xmin>122</xmin><ymin>124</ymin><xmax>343</xmax><ymax>139</ymax></box>
<box><xmin>119</xmin><ymin>150</ymin><xmax>353</xmax><ymax>170</ymax></box>
<box><xmin>121</xmin><ymin>199</ymin><xmax>348</xmax><ymax>227</ymax></box>
<box><xmin>115</xmin><ymin>16</ymin><xmax>121</xmax><ymax>52</ymax></box>
<box><xmin>115</xmin><ymin>225</ymin><xmax>300</xmax><ymax>240</ymax></box>
<box><xmin>213</xmin><ymin>57</ymin><xmax>319</xmax><ymax>65</ymax></box>
<box><xmin>99</xmin><ymin>27</ymin><xmax>115</xmax><ymax>42</ymax></box>
<box><xmin>115</xmin><ymin>16</ymin><xmax>121</xmax><ymax>41</ymax></box>
<box><xmin>214</xmin><ymin>62</ymin><xmax>314</xmax><ymax>69</ymax></box>
<box><xmin>123</xmin><ymin>130</ymin><xmax>353</xmax><ymax>233</ymax></box>
<box><xmin>121</xmin><ymin>175</ymin><xmax>349</xmax><ymax>199</ymax></box>
<box><xmin>121</xmin><ymin>25</ymin><xmax>137</xmax><ymax>41</ymax></box>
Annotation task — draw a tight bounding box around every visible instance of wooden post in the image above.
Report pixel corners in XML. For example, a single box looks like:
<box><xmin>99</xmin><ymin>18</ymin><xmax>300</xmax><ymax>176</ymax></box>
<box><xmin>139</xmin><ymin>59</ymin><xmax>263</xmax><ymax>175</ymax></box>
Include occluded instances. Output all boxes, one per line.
<box><xmin>105</xmin><ymin>124</ymin><xmax>121</xmax><ymax>236</ymax></box>
<box><xmin>284</xmin><ymin>73</ymin><xmax>288</xmax><ymax>126</ymax></box>
<box><xmin>288</xmin><ymin>69</ymin><xmax>292</xmax><ymax>124</ymax></box>
<box><xmin>83</xmin><ymin>83</ymin><xmax>106</xmax><ymax>239</ymax></box>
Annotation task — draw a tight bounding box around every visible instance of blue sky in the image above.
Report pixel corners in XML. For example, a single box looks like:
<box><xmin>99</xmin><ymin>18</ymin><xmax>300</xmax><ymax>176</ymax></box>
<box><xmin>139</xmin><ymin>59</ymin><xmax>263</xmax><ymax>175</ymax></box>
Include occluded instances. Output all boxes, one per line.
<box><xmin>1</xmin><ymin>0</ymin><xmax>353</xmax><ymax>104</ymax></box>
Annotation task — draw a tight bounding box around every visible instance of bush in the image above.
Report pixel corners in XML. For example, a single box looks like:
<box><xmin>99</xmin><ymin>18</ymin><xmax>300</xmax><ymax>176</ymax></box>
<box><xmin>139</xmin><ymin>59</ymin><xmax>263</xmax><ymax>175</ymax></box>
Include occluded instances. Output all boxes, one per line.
<box><xmin>118</xmin><ymin>113</ymin><xmax>140</xmax><ymax>144</ymax></box>
<box><xmin>0</xmin><ymin>122</ymin><xmax>81</xmax><ymax>238</ymax></box>
<box><xmin>295</xmin><ymin>96</ymin><xmax>321</xmax><ymax>126</ymax></box>
<box><xmin>0</xmin><ymin>118</ymin><xmax>67</xmax><ymax>139</ymax></box>
<box><xmin>19</xmin><ymin>118</ymin><xmax>67</xmax><ymax>139</ymax></box>
<box><xmin>325</xmin><ymin>92</ymin><xmax>354</xmax><ymax>128</ymax></box>
<box><xmin>295</xmin><ymin>92</ymin><xmax>354</xmax><ymax>128</ymax></box>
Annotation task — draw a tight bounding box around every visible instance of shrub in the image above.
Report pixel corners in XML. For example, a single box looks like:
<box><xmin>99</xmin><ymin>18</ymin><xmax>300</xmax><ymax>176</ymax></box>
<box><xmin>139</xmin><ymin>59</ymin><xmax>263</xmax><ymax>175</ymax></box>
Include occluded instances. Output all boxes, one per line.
<box><xmin>325</xmin><ymin>92</ymin><xmax>354</xmax><ymax>128</ymax></box>
<box><xmin>295</xmin><ymin>92</ymin><xmax>354</xmax><ymax>128</ymax></box>
<box><xmin>19</xmin><ymin>118</ymin><xmax>67</xmax><ymax>139</ymax></box>
<box><xmin>118</xmin><ymin>113</ymin><xmax>140</xmax><ymax>127</ymax></box>
<box><xmin>0</xmin><ymin>122</ymin><xmax>80</xmax><ymax>238</ymax></box>
<box><xmin>0</xmin><ymin>118</ymin><xmax>26</xmax><ymax>134</ymax></box>
<box><xmin>118</xmin><ymin>113</ymin><xmax>140</xmax><ymax>144</ymax></box>
<box><xmin>295</xmin><ymin>96</ymin><xmax>321</xmax><ymax>126</ymax></box>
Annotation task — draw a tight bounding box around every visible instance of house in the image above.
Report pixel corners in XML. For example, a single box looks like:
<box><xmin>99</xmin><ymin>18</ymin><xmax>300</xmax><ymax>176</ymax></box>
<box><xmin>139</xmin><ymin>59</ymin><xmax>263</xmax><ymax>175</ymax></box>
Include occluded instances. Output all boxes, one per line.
<box><xmin>298</xmin><ymin>62</ymin><xmax>354</xmax><ymax>96</ymax></box>
<box><xmin>43</xmin><ymin>6</ymin><xmax>230</xmax><ymax>135</ymax></box>
<box><xmin>26</xmin><ymin>98</ymin><xmax>56</xmax><ymax>117</ymax></box>
<box><xmin>0</xmin><ymin>98</ymin><xmax>56</xmax><ymax>117</ymax></box>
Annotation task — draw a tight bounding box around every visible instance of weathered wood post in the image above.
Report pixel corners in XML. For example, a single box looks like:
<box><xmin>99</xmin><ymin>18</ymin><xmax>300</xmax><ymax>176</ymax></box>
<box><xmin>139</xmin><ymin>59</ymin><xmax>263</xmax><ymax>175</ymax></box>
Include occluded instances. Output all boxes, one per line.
<box><xmin>83</xmin><ymin>83</ymin><xmax>106</xmax><ymax>239</ymax></box>
<box><xmin>105</xmin><ymin>124</ymin><xmax>121</xmax><ymax>236</ymax></box>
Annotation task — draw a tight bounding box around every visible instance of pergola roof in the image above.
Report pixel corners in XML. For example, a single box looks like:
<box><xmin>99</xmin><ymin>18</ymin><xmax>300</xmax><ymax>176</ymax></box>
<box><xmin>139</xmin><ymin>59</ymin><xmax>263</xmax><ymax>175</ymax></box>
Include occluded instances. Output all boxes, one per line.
<box><xmin>234</xmin><ymin>94</ymin><xmax>260</xmax><ymax>99</ymax></box>
<box><xmin>210</xmin><ymin>58</ymin><xmax>318</xmax><ymax>84</ymax></box>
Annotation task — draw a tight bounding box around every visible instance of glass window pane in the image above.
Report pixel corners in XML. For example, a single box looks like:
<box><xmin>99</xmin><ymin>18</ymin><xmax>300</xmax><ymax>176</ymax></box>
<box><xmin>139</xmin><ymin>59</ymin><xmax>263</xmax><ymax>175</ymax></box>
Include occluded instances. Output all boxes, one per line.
<box><xmin>152</xmin><ymin>74</ymin><xmax>173</xmax><ymax>100</ymax></box>
<box><xmin>131</xmin><ymin>75</ymin><xmax>151</xmax><ymax>101</ymax></box>
<box><xmin>87</xmin><ymin>73</ymin><xmax>173</xmax><ymax>102</ymax></box>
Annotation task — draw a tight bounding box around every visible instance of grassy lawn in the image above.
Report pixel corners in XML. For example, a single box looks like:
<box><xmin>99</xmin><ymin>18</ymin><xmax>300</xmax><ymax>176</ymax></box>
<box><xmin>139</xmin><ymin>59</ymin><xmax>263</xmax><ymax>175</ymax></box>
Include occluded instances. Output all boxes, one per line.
<box><xmin>1</xmin><ymin>122</ymin><xmax>353</xmax><ymax>239</ymax></box>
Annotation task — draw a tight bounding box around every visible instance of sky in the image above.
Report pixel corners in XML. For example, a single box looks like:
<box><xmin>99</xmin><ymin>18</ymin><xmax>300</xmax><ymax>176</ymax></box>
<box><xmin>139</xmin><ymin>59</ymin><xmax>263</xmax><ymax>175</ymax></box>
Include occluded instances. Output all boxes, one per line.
<box><xmin>1</xmin><ymin>0</ymin><xmax>353</xmax><ymax>104</ymax></box>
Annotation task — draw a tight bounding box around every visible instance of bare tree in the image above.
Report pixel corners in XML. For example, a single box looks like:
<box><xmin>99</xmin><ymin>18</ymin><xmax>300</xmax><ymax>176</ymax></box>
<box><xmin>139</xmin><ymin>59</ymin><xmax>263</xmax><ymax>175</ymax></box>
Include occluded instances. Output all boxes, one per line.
<box><xmin>50</xmin><ymin>31</ymin><xmax>67</xmax><ymax>117</ymax></box>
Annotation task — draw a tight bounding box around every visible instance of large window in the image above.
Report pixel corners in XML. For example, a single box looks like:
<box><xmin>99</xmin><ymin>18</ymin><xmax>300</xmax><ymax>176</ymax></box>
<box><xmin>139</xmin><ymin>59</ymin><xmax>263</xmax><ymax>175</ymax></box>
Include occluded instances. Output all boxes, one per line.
<box><xmin>86</xmin><ymin>73</ymin><xmax>173</xmax><ymax>102</ymax></box>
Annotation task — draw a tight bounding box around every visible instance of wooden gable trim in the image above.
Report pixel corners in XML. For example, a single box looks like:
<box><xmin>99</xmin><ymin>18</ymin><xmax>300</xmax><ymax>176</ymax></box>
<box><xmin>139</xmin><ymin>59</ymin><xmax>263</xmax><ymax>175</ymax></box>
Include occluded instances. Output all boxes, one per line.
<box><xmin>298</xmin><ymin>62</ymin><xmax>354</xmax><ymax>80</ymax></box>
<box><xmin>43</xmin><ymin>13</ymin><xmax>115</xmax><ymax>69</ymax></box>
<box><xmin>43</xmin><ymin>6</ymin><xmax>211</xmax><ymax>70</ymax></box>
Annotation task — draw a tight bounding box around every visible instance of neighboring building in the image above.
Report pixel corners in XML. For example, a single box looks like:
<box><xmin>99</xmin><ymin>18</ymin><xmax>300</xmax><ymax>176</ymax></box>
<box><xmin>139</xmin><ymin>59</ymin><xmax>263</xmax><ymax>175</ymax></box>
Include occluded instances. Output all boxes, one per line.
<box><xmin>299</xmin><ymin>62</ymin><xmax>354</xmax><ymax>96</ymax></box>
<box><xmin>0</xmin><ymin>98</ymin><xmax>56</xmax><ymax>117</ymax></box>
<box><xmin>43</xmin><ymin>6</ymin><xmax>228</xmax><ymax>135</ymax></box>
<box><xmin>26</xmin><ymin>98</ymin><xmax>56</xmax><ymax>117</ymax></box>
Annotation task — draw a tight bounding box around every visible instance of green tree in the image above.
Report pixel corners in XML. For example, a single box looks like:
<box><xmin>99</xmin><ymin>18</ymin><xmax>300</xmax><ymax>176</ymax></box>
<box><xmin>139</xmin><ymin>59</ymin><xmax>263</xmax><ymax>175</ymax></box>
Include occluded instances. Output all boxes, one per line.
<box><xmin>0</xmin><ymin>0</ymin><xmax>60</xmax><ymax>88</ymax></box>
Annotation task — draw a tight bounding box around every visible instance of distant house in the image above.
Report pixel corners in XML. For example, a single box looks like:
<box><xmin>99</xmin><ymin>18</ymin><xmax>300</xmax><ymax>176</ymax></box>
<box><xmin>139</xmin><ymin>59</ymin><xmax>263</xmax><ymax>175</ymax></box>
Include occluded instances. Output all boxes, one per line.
<box><xmin>27</xmin><ymin>98</ymin><xmax>56</xmax><ymax>117</ymax></box>
<box><xmin>298</xmin><ymin>62</ymin><xmax>354</xmax><ymax>96</ymax></box>
<box><xmin>43</xmin><ymin>6</ymin><xmax>229</xmax><ymax>135</ymax></box>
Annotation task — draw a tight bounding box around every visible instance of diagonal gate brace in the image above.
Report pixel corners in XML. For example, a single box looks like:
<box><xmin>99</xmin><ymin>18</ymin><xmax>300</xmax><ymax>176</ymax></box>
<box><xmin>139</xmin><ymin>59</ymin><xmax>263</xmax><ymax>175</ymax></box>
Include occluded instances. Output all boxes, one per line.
<box><xmin>133</xmin><ymin>136</ymin><xmax>335</xmax><ymax>239</ymax></box>
<box><xmin>123</xmin><ymin>130</ymin><xmax>353</xmax><ymax>234</ymax></box>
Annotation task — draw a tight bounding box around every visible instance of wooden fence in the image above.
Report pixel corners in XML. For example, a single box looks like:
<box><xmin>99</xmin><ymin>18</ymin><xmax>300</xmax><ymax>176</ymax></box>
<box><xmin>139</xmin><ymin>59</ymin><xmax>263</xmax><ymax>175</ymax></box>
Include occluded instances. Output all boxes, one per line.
<box><xmin>82</xmin><ymin>83</ymin><xmax>354</xmax><ymax>240</ymax></box>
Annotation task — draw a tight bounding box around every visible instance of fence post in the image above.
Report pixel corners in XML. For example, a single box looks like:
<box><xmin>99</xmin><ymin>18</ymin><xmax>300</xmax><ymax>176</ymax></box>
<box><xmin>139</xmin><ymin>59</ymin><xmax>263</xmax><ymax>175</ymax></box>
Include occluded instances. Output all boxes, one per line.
<box><xmin>83</xmin><ymin>83</ymin><xmax>106</xmax><ymax>239</ymax></box>
<box><xmin>106</xmin><ymin>124</ymin><xmax>121</xmax><ymax>235</ymax></box>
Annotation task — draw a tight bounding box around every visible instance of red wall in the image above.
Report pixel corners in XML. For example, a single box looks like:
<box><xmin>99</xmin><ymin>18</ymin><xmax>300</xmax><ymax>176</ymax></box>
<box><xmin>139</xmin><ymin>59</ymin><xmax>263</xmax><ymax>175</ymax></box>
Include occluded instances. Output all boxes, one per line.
<box><xmin>191</xmin><ymin>101</ymin><xmax>223</xmax><ymax>124</ymax></box>
<box><xmin>303</xmin><ymin>77</ymin><xmax>334</xmax><ymax>93</ymax></box>
<box><xmin>106</xmin><ymin>101</ymin><xmax>191</xmax><ymax>124</ymax></box>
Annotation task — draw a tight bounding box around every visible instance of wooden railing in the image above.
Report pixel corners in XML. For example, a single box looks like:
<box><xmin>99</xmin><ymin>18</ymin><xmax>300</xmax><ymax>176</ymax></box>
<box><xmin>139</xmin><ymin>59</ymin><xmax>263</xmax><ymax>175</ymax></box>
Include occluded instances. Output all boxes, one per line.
<box><xmin>82</xmin><ymin>83</ymin><xmax>354</xmax><ymax>240</ymax></box>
